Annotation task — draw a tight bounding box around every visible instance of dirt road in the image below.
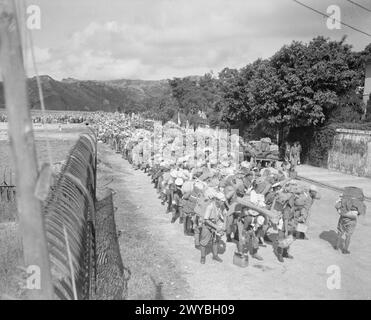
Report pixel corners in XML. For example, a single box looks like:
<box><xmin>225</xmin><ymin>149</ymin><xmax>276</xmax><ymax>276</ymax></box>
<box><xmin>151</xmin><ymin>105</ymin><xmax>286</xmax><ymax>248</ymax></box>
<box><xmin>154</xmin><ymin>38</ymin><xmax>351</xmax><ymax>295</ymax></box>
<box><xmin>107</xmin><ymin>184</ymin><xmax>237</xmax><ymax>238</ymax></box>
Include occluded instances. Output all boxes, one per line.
<box><xmin>98</xmin><ymin>143</ymin><xmax>371</xmax><ymax>300</ymax></box>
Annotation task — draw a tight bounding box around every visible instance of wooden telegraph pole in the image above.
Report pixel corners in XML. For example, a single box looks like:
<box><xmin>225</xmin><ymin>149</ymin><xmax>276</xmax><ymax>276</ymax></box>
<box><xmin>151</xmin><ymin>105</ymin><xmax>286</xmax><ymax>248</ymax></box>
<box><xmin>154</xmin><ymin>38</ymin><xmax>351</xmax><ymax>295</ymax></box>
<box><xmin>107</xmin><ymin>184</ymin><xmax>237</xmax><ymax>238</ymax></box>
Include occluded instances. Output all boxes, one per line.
<box><xmin>0</xmin><ymin>0</ymin><xmax>53</xmax><ymax>299</ymax></box>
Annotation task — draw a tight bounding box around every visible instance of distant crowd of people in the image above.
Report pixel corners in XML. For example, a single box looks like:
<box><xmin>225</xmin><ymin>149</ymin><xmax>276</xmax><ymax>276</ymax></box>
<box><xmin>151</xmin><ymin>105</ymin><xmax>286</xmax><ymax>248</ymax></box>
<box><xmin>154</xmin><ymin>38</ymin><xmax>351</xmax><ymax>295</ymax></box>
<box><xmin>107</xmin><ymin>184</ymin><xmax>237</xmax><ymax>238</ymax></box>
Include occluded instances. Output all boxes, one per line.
<box><xmin>0</xmin><ymin>111</ymin><xmax>94</xmax><ymax>124</ymax></box>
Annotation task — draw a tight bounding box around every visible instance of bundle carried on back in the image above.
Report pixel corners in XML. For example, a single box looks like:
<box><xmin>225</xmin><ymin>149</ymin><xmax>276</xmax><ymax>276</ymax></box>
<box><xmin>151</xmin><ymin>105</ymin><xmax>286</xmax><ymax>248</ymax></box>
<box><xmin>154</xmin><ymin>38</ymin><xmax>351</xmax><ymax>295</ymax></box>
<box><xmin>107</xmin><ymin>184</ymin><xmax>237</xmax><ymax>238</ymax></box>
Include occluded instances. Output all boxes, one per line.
<box><xmin>194</xmin><ymin>193</ymin><xmax>211</xmax><ymax>220</ymax></box>
<box><xmin>282</xmin><ymin>181</ymin><xmax>307</xmax><ymax>195</ymax></box>
<box><xmin>335</xmin><ymin>186</ymin><xmax>366</xmax><ymax>219</ymax></box>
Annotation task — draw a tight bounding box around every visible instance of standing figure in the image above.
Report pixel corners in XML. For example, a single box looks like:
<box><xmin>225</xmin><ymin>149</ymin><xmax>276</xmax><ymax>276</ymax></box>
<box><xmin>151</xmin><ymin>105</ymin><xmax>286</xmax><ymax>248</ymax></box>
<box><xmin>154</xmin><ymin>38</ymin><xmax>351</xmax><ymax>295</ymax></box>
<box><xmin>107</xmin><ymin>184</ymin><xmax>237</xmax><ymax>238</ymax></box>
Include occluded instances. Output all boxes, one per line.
<box><xmin>223</xmin><ymin>185</ymin><xmax>239</xmax><ymax>243</ymax></box>
<box><xmin>275</xmin><ymin>193</ymin><xmax>296</xmax><ymax>262</ymax></box>
<box><xmin>289</xmin><ymin>143</ymin><xmax>298</xmax><ymax>170</ymax></box>
<box><xmin>296</xmin><ymin>141</ymin><xmax>302</xmax><ymax>165</ymax></box>
<box><xmin>334</xmin><ymin>187</ymin><xmax>366</xmax><ymax>254</ymax></box>
<box><xmin>171</xmin><ymin>178</ymin><xmax>184</xmax><ymax>223</ymax></box>
<box><xmin>294</xmin><ymin>185</ymin><xmax>320</xmax><ymax>240</ymax></box>
<box><xmin>236</xmin><ymin>207</ymin><xmax>264</xmax><ymax>261</ymax></box>
<box><xmin>284</xmin><ymin>142</ymin><xmax>291</xmax><ymax>163</ymax></box>
<box><xmin>199</xmin><ymin>189</ymin><xmax>225</xmax><ymax>264</ymax></box>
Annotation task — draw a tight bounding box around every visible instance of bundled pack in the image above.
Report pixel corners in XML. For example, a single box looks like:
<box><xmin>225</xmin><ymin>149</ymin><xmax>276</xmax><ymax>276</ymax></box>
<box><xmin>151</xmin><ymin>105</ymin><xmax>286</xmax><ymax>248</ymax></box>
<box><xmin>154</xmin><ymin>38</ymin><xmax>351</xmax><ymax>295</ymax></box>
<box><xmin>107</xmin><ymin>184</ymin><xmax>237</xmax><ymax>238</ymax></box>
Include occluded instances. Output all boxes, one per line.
<box><xmin>194</xmin><ymin>193</ymin><xmax>210</xmax><ymax>219</ymax></box>
<box><xmin>336</xmin><ymin>186</ymin><xmax>366</xmax><ymax>219</ymax></box>
<box><xmin>282</xmin><ymin>181</ymin><xmax>307</xmax><ymax>195</ymax></box>
<box><xmin>260</xmin><ymin>138</ymin><xmax>271</xmax><ymax>153</ymax></box>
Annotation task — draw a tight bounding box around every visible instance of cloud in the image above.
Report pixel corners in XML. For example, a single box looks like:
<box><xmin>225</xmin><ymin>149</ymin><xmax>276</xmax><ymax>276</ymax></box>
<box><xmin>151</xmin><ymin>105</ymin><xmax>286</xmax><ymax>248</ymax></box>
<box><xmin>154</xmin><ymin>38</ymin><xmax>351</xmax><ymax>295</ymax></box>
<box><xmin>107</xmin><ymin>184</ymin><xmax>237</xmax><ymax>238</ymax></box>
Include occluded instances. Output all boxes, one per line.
<box><xmin>28</xmin><ymin>0</ymin><xmax>371</xmax><ymax>80</ymax></box>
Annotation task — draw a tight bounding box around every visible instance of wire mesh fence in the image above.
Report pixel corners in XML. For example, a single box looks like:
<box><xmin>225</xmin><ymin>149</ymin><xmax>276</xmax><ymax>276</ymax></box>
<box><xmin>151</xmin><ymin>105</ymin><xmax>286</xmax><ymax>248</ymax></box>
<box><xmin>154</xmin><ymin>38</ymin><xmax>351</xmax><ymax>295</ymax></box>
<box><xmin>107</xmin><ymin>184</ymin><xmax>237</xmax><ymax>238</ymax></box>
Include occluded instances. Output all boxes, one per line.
<box><xmin>42</xmin><ymin>132</ymin><xmax>97</xmax><ymax>300</ymax></box>
<box><xmin>0</xmin><ymin>167</ymin><xmax>17</xmax><ymax>223</ymax></box>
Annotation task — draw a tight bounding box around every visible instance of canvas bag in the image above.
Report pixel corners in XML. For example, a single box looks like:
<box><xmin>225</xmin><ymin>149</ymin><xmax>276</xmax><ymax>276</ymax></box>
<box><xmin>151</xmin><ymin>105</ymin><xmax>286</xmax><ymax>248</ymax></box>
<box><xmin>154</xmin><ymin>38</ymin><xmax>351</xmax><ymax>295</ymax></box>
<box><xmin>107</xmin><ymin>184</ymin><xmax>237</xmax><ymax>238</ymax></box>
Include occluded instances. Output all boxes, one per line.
<box><xmin>194</xmin><ymin>194</ymin><xmax>210</xmax><ymax>219</ymax></box>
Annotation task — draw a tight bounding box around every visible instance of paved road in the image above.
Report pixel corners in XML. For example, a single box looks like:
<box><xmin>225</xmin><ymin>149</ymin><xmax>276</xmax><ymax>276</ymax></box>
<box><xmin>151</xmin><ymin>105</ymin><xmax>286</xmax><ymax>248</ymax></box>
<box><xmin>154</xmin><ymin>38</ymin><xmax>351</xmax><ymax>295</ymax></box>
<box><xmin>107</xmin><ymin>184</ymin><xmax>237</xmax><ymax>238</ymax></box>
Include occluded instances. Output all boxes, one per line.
<box><xmin>102</xmin><ymin>145</ymin><xmax>371</xmax><ymax>299</ymax></box>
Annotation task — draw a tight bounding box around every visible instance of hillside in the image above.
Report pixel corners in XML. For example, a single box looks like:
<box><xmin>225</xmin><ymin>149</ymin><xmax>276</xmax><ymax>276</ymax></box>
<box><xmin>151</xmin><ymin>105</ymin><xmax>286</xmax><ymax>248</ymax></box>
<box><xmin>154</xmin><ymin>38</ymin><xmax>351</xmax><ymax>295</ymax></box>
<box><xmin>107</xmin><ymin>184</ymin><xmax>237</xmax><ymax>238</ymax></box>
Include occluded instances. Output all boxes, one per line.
<box><xmin>0</xmin><ymin>76</ymin><xmax>171</xmax><ymax>113</ymax></box>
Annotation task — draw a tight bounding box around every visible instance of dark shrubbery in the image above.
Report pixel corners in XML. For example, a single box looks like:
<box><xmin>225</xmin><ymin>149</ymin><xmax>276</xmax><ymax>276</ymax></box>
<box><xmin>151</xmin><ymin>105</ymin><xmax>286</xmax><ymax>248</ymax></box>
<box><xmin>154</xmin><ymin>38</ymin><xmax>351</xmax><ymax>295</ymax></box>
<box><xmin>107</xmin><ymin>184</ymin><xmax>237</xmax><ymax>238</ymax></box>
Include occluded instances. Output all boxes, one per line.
<box><xmin>307</xmin><ymin>125</ymin><xmax>338</xmax><ymax>167</ymax></box>
<box><xmin>288</xmin><ymin>121</ymin><xmax>371</xmax><ymax>168</ymax></box>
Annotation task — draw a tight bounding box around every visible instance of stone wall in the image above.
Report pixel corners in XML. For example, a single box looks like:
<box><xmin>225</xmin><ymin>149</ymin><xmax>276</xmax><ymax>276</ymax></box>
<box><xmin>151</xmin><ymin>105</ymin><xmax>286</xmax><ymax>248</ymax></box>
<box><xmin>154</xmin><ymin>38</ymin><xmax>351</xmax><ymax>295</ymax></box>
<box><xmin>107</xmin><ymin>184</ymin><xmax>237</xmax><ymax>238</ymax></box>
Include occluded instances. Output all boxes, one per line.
<box><xmin>328</xmin><ymin>128</ymin><xmax>371</xmax><ymax>177</ymax></box>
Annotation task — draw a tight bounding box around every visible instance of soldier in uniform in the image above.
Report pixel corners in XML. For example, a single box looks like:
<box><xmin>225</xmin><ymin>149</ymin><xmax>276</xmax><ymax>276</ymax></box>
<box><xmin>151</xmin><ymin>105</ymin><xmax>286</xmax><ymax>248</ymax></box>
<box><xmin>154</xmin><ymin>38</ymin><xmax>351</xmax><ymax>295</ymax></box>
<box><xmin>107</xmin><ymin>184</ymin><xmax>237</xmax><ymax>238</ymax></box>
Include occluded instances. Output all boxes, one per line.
<box><xmin>236</xmin><ymin>206</ymin><xmax>264</xmax><ymax>260</ymax></box>
<box><xmin>199</xmin><ymin>189</ymin><xmax>225</xmax><ymax>264</ymax></box>
<box><xmin>223</xmin><ymin>185</ymin><xmax>239</xmax><ymax>242</ymax></box>
<box><xmin>275</xmin><ymin>194</ymin><xmax>296</xmax><ymax>262</ymax></box>
<box><xmin>171</xmin><ymin>178</ymin><xmax>184</xmax><ymax>224</ymax></box>
<box><xmin>294</xmin><ymin>185</ymin><xmax>320</xmax><ymax>240</ymax></box>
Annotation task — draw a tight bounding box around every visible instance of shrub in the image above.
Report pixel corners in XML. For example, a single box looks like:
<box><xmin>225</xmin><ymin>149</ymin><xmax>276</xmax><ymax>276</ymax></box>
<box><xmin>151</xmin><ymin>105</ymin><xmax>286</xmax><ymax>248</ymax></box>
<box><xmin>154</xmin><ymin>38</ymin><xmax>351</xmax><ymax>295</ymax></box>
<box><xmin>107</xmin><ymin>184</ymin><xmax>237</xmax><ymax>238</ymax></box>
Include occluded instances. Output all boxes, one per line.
<box><xmin>307</xmin><ymin>125</ymin><xmax>338</xmax><ymax>167</ymax></box>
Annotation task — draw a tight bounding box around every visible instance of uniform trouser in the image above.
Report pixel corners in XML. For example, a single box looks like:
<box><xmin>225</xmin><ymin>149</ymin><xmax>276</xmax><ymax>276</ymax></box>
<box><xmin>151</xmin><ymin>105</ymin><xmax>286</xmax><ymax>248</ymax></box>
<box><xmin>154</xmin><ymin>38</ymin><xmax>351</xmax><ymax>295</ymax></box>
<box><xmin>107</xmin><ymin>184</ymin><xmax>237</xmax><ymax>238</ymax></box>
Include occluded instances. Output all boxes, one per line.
<box><xmin>171</xmin><ymin>205</ymin><xmax>182</xmax><ymax>222</ymax></box>
<box><xmin>225</xmin><ymin>215</ymin><xmax>236</xmax><ymax>237</ymax></box>
<box><xmin>245</xmin><ymin>230</ymin><xmax>259</xmax><ymax>255</ymax></box>
<box><xmin>200</xmin><ymin>226</ymin><xmax>220</xmax><ymax>258</ymax></box>
<box><xmin>166</xmin><ymin>193</ymin><xmax>172</xmax><ymax>212</ymax></box>
<box><xmin>236</xmin><ymin>221</ymin><xmax>259</xmax><ymax>255</ymax></box>
<box><xmin>193</xmin><ymin>216</ymin><xmax>201</xmax><ymax>246</ymax></box>
<box><xmin>183</xmin><ymin>213</ymin><xmax>194</xmax><ymax>234</ymax></box>
<box><xmin>277</xmin><ymin>230</ymin><xmax>291</xmax><ymax>255</ymax></box>
<box><xmin>156</xmin><ymin>176</ymin><xmax>163</xmax><ymax>192</ymax></box>
<box><xmin>256</xmin><ymin>224</ymin><xmax>268</xmax><ymax>239</ymax></box>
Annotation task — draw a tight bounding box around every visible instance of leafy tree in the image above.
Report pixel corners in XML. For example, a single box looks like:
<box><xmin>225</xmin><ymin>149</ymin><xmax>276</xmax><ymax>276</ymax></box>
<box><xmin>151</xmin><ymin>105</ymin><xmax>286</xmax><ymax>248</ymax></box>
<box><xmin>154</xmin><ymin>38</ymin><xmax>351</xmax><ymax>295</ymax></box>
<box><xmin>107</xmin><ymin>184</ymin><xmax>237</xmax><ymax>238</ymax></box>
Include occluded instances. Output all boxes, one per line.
<box><xmin>169</xmin><ymin>73</ymin><xmax>222</xmax><ymax>126</ymax></box>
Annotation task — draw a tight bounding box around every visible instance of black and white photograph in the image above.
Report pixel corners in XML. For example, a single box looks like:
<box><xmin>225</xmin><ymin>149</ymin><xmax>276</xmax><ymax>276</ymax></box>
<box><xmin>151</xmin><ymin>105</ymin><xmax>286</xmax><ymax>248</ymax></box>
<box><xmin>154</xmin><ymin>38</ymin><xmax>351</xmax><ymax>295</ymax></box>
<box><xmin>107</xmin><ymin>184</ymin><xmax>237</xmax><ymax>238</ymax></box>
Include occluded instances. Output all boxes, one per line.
<box><xmin>0</xmin><ymin>0</ymin><xmax>370</xmax><ymax>304</ymax></box>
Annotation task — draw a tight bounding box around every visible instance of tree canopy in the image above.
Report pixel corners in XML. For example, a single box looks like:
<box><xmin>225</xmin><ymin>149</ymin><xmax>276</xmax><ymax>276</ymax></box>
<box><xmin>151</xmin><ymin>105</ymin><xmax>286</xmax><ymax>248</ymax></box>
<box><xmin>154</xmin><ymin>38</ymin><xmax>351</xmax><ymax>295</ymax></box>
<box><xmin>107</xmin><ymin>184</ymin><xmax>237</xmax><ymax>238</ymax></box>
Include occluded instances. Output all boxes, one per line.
<box><xmin>141</xmin><ymin>36</ymin><xmax>370</xmax><ymax>136</ymax></box>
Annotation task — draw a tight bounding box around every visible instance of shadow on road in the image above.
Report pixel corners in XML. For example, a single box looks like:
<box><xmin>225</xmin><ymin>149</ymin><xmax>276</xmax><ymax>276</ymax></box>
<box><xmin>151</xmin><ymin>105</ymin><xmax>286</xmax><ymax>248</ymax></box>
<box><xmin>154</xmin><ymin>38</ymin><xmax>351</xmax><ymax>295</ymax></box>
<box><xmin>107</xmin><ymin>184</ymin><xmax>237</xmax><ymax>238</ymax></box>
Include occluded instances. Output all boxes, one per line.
<box><xmin>319</xmin><ymin>230</ymin><xmax>338</xmax><ymax>247</ymax></box>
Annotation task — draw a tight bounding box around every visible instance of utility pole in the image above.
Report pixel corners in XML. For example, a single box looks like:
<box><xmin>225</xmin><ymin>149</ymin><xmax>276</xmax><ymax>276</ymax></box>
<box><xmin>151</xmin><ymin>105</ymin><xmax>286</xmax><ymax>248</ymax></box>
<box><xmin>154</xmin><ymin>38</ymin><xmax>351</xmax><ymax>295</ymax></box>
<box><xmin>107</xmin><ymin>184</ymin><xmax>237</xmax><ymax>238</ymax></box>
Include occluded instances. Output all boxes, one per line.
<box><xmin>0</xmin><ymin>0</ymin><xmax>53</xmax><ymax>299</ymax></box>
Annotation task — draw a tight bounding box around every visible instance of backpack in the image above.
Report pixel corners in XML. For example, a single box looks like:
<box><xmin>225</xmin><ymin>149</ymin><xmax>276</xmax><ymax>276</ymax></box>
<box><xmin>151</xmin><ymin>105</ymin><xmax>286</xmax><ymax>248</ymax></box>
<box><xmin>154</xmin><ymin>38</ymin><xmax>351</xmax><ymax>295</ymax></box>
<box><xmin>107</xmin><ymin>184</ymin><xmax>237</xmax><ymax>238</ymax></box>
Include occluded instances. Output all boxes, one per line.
<box><xmin>194</xmin><ymin>194</ymin><xmax>210</xmax><ymax>219</ymax></box>
<box><xmin>181</xmin><ymin>180</ymin><xmax>194</xmax><ymax>194</ymax></box>
<box><xmin>284</xmin><ymin>182</ymin><xmax>306</xmax><ymax>195</ymax></box>
<box><xmin>337</xmin><ymin>187</ymin><xmax>366</xmax><ymax>217</ymax></box>
<box><xmin>343</xmin><ymin>186</ymin><xmax>364</xmax><ymax>201</ymax></box>
<box><xmin>273</xmin><ymin>191</ymin><xmax>294</xmax><ymax>212</ymax></box>
<box><xmin>294</xmin><ymin>193</ymin><xmax>309</xmax><ymax>207</ymax></box>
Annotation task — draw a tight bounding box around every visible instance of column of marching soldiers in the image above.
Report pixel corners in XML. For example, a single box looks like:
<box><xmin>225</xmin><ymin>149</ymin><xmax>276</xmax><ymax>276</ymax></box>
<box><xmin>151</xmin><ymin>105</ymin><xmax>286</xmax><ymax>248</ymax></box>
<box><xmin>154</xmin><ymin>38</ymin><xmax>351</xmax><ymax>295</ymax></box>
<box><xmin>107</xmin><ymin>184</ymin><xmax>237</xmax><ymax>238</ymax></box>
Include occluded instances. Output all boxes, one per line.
<box><xmin>92</xmin><ymin>112</ymin><xmax>366</xmax><ymax>265</ymax></box>
<box><xmin>3</xmin><ymin>110</ymin><xmax>360</xmax><ymax>265</ymax></box>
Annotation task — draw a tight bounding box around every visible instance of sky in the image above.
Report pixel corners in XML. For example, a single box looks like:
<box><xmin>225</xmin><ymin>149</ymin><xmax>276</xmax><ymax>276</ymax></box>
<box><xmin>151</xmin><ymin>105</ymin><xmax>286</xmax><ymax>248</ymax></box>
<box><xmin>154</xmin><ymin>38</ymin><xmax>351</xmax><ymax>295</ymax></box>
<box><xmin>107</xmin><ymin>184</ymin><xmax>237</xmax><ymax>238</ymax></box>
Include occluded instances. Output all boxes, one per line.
<box><xmin>17</xmin><ymin>0</ymin><xmax>371</xmax><ymax>81</ymax></box>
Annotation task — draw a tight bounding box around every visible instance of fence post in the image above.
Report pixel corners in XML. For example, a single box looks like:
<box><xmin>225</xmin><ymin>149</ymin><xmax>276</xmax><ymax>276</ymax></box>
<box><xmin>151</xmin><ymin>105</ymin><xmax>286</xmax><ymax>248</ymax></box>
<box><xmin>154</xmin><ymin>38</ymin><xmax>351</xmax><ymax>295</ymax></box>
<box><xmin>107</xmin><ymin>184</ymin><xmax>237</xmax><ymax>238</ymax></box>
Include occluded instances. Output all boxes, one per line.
<box><xmin>0</xmin><ymin>0</ymin><xmax>53</xmax><ymax>299</ymax></box>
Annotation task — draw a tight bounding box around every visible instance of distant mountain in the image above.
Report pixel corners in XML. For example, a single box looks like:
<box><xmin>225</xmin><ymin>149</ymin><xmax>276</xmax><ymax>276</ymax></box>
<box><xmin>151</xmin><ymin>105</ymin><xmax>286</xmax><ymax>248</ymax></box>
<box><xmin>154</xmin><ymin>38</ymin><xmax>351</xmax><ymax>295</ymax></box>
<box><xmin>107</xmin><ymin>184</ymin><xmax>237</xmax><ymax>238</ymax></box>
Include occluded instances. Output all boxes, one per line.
<box><xmin>0</xmin><ymin>75</ymin><xmax>171</xmax><ymax>113</ymax></box>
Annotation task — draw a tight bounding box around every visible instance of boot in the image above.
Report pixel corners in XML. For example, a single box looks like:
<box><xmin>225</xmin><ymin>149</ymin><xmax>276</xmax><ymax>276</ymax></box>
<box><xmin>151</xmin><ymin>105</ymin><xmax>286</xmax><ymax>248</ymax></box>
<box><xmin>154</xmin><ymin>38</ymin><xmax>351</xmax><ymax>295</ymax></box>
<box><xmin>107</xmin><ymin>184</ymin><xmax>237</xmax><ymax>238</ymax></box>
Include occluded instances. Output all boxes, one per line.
<box><xmin>212</xmin><ymin>243</ymin><xmax>223</xmax><ymax>262</ymax></box>
<box><xmin>166</xmin><ymin>204</ymin><xmax>172</xmax><ymax>214</ymax></box>
<box><xmin>276</xmin><ymin>247</ymin><xmax>284</xmax><ymax>263</ymax></box>
<box><xmin>251</xmin><ymin>249</ymin><xmax>263</xmax><ymax>261</ymax></box>
<box><xmin>258</xmin><ymin>237</ymin><xmax>267</xmax><ymax>247</ymax></box>
<box><xmin>283</xmin><ymin>248</ymin><xmax>293</xmax><ymax>259</ymax></box>
<box><xmin>212</xmin><ymin>256</ymin><xmax>223</xmax><ymax>263</ymax></box>
<box><xmin>171</xmin><ymin>212</ymin><xmax>176</xmax><ymax>223</ymax></box>
<box><xmin>342</xmin><ymin>235</ymin><xmax>351</xmax><ymax>254</ymax></box>
<box><xmin>303</xmin><ymin>233</ymin><xmax>309</xmax><ymax>240</ymax></box>
<box><xmin>200</xmin><ymin>246</ymin><xmax>206</xmax><ymax>264</ymax></box>
<box><xmin>226</xmin><ymin>234</ymin><xmax>233</xmax><ymax>243</ymax></box>
<box><xmin>252</xmin><ymin>253</ymin><xmax>263</xmax><ymax>261</ymax></box>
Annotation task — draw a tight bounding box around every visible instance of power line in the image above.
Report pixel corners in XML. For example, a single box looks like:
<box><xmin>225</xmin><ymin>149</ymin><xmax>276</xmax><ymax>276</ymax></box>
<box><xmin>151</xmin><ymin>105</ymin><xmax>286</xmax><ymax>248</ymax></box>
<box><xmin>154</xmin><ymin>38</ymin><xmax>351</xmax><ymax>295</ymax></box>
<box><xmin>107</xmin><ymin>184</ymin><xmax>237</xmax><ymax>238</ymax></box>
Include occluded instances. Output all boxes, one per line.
<box><xmin>293</xmin><ymin>0</ymin><xmax>371</xmax><ymax>38</ymax></box>
<box><xmin>345</xmin><ymin>0</ymin><xmax>371</xmax><ymax>13</ymax></box>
